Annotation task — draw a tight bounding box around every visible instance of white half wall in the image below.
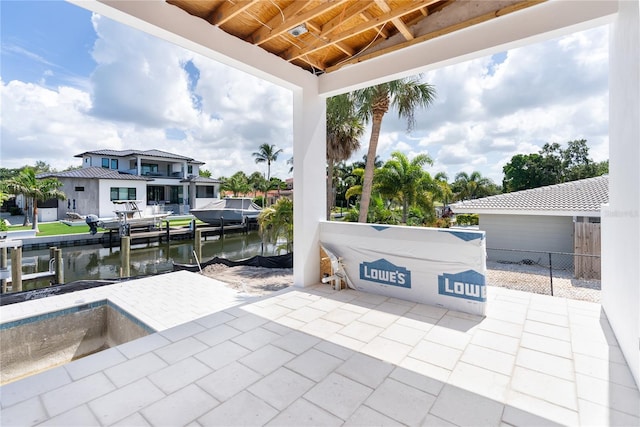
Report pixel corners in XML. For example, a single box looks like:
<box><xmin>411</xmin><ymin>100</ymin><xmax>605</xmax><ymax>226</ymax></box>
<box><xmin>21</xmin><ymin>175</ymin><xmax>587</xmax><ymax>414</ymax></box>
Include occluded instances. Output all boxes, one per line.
<box><xmin>602</xmin><ymin>0</ymin><xmax>640</xmax><ymax>388</ymax></box>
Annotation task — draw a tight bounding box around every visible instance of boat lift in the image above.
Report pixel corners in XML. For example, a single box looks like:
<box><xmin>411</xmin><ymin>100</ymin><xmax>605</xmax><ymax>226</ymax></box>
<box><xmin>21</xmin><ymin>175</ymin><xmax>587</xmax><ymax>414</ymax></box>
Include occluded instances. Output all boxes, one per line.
<box><xmin>0</xmin><ymin>240</ymin><xmax>63</xmax><ymax>293</ymax></box>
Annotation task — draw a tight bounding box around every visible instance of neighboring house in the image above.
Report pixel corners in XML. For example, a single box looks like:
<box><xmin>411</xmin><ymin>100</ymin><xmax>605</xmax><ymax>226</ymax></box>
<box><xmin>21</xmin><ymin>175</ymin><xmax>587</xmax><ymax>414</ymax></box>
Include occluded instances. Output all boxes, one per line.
<box><xmin>39</xmin><ymin>149</ymin><xmax>222</xmax><ymax>219</ymax></box>
<box><xmin>451</xmin><ymin>176</ymin><xmax>608</xmax><ymax>268</ymax></box>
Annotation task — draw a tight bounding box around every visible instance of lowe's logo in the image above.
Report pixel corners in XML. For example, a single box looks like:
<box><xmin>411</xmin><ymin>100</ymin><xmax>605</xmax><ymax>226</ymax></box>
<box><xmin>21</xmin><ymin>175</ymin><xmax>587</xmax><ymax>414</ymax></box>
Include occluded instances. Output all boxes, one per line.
<box><xmin>360</xmin><ymin>259</ymin><xmax>411</xmax><ymax>288</ymax></box>
<box><xmin>438</xmin><ymin>270</ymin><xmax>486</xmax><ymax>302</ymax></box>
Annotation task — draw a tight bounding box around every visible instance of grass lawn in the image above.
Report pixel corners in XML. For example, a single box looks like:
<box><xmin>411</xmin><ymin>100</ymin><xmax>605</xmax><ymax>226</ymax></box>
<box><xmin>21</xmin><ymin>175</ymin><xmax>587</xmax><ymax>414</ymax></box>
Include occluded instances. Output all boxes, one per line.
<box><xmin>5</xmin><ymin>218</ymin><xmax>205</xmax><ymax>237</ymax></box>
<box><xmin>7</xmin><ymin>222</ymin><xmax>98</xmax><ymax>236</ymax></box>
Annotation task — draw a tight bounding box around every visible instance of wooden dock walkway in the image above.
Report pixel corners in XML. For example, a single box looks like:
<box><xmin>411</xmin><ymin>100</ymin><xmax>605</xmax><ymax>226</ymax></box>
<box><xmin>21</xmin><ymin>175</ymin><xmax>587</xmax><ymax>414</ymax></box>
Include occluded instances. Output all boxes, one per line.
<box><xmin>106</xmin><ymin>223</ymin><xmax>252</xmax><ymax>247</ymax></box>
<box><xmin>7</xmin><ymin>271</ymin><xmax>55</xmax><ymax>284</ymax></box>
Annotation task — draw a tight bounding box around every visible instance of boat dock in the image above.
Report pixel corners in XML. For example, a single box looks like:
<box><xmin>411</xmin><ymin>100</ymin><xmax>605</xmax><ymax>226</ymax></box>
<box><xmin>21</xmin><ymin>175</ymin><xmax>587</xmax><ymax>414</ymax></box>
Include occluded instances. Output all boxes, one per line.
<box><xmin>16</xmin><ymin>221</ymin><xmax>256</xmax><ymax>251</ymax></box>
<box><xmin>106</xmin><ymin>222</ymin><xmax>252</xmax><ymax>246</ymax></box>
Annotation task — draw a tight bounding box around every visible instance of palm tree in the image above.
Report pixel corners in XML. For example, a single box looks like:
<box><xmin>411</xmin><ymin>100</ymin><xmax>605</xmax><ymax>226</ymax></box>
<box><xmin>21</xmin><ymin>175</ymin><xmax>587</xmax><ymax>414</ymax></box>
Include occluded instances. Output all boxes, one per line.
<box><xmin>452</xmin><ymin>171</ymin><xmax>495</xmax><ymax>201</ymax></box>
<box><xmin>4</xmin><ymin>167</ymin><xmax>66</xmax><ymax>232</ymax></box>
<box><xmin>258</xmin><ymin>197</ymin><xmax>293</xmax><ymax>254</ymax></box>
<box><xmin>326</xmin><ymin>93</ymin><xmax>364</xmax><ymax>219</ymax></box>
<box><xmin>433</xmin><ymin>172</ymin><xmax>453</xmax><ymax>207</ymax></box>
<box><xmin>353</xmin><ymin>76</ymin><xmax>436</xmax><ymax>222</ymax></box>
<box><xmin>221</xmin><ymin>171</ymin><xmax>250</xmax><ymax>197</ymax></box>
<box><xmin>344</xmin><ymin>167</ymin><xmax>365</xmax><ymax>205</ymax></box>
<box><xmin>248</xmin><ymin>171</ymin><xmax>266</xmax><ymax>198</ymax></box>
<box><xmin>375</xmin><ymin>151</ymin><xmax>434</xmax><ymax>223</ymax></box>
<box><xmin>352</xmin><ymin>154</ymin><xmax>383</xmax><ymax>170</ymax></box>
<box><xmin>252</xmin><ymin>143</ymin><xmax>283</xmax><ymax>181</ymax></box>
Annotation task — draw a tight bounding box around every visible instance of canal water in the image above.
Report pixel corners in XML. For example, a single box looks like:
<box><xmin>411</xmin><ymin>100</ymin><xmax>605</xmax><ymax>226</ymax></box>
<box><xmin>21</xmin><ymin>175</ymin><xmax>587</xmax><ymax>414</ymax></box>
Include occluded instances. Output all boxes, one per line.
<box><xmin>15</xmin><ymin>231</ymin><xmax>281</xmax><ymax>291</ymax></box>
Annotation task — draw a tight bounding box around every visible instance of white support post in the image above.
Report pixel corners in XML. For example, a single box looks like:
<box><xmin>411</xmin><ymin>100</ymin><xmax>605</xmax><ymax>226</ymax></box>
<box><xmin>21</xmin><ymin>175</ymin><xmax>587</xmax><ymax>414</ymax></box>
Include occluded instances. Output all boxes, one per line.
<box><xmin>292</xmin><ymin>85</ymin><xmax>326</xmax><ymax>287</ymax></box>
<box><xmin>602</xmin><ymin>0</ymin><xmax>640</xmax><ymax>388</ymax></box>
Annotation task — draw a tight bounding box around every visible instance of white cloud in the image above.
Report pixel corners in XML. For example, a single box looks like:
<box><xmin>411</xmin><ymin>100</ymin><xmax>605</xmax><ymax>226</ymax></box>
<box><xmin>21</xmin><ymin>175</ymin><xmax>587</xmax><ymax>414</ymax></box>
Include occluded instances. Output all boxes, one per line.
<box><xmin>1</xmin><ymin>12</ymin><xmax>608</xmax><ymax>188</ymax></box>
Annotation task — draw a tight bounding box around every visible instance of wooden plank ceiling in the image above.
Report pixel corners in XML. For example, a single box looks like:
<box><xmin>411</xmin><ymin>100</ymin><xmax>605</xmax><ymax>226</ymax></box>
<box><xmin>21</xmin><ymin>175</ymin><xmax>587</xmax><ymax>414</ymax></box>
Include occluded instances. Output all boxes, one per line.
<box><xmin>167</xmin><ymin>0</ymin><xmax>544</xmax><ymax>75</ymax></box>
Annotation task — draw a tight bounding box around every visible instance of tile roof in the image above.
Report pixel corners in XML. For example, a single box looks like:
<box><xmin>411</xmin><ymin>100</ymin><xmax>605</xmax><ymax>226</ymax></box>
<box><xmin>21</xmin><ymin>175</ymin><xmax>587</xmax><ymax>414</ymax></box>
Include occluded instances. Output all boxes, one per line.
<box><xmin>74</xmin><ymin>149</ymin><xmax>205</xmax><ymax>164</ymax></box>
<box><xmin>451</xmin><ymin>175</ymin><xmax>608</xmax><ymax>216</ymax></box>
<box><xmin>38</xmin><ymin>167</ymin><xmax>152</xmax><ymax>181</ymax></box>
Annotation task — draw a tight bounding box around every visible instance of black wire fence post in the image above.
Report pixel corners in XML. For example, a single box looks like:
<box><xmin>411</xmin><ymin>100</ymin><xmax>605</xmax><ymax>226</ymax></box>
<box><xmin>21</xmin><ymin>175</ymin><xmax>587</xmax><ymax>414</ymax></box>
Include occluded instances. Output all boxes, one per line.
<box><xmin>549</xmin><ymin>252</ymin><xmax>554</xmax><ymax>296</ymax></box>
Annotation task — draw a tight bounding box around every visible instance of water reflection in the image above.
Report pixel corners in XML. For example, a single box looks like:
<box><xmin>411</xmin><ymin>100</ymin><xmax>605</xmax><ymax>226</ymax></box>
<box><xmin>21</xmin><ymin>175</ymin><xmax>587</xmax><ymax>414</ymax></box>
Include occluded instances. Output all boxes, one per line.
<box><xmin>17</xmin><ymin>232</ymin><xmax>279</xmax><ymax>291</ymax></box>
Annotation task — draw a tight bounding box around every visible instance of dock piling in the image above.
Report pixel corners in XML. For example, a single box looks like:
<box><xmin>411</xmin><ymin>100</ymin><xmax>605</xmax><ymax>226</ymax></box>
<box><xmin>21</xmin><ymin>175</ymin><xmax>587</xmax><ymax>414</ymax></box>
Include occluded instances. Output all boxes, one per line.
<box><xmin>54</xmin><ymin>248</ymin><xmax>63</xmax><ymax>284</ymax></box>
<box><xmin>194</xmin><ymin>229</ymin><xmax>202</xmax><ymax>261</ymax></box>
<box><xmin>11</xmin><ymin>245</ymin><xmax>22</xmax><ymax>292</ymax></box>
<box><xmin>1</xmin><ymin>247</ymin><xmax>7</xmax><ymax>293</ymax></box>
<box><xmin>120</xmin><ymin>236</ymin><xmax>131</xmax><ymax>277</ymax></box>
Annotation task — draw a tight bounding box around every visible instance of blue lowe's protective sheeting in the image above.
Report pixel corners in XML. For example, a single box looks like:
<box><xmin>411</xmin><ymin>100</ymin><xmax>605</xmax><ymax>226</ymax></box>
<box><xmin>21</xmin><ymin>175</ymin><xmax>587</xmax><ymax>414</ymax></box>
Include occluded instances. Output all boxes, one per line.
<box><xmin>320</xmin><ymin>221</ymin><xmax>487</xmax><ymax>316</ymax></box>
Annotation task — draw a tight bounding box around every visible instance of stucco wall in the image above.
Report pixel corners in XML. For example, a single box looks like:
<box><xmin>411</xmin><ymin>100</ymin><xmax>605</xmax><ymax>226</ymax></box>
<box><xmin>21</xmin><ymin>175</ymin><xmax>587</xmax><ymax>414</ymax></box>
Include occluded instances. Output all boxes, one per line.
<box><xmin>57</xmin><ymin>178</ymin><xmax>101</xmax><ymax>219</ymax></box>
<box><xmin>97</xmin><ymin>180</ymin><xmax>148</xmax><ymax>218</ymax></box>
<box><xmin>480</xmin><ymin>214</ymin><xmax>574</xmax><ymax>254</ymax></box>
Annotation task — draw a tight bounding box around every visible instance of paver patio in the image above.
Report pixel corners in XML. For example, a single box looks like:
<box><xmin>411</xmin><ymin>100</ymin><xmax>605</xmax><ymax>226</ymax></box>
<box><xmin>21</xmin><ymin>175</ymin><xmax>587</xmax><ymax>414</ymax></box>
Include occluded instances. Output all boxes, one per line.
<box><xmin>1</xmin><ymin>271</ymin><xmax>638</xmax><ymax>426</ymax></box>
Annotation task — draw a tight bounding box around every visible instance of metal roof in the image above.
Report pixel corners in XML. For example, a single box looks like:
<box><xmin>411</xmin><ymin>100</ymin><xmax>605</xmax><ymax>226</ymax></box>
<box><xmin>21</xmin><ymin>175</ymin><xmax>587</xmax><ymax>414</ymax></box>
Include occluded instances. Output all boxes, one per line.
<box><xmin>451</xmin><ymin>175</ymin><xmax>608</xmax><ymax>216</ymax></box>
<box><xmin>182</xmin><ymin>175</ymin><xmax>223</xmax><ymax>184</ymax></box>
<box><xmin>74</xmin><ymin>149</ymin><xmax>205</xmax><ymax>164</ymax></box>
<box><xmin>38</xmin><ymin>167</ymin><xmax>152</xmax><ymax>181</ymax></box>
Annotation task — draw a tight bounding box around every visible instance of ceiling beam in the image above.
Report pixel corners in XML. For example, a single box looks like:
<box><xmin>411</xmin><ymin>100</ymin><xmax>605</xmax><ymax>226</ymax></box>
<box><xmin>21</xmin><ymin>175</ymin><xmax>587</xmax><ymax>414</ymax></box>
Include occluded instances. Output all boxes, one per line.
<box><xmin>248</xmin><ymin>0</ymin><xmax>348</xmax><ymax>45</ymax></box>
<box><xmin>359</xmin><ymin>10</ymin><xmax>391</xmax><ymax>39</ymax></box>
<box><xmin>326</xmin><ymin>1</ymin><xmax>545</xmax><ymax>72</ymax></box>
<box><xmin>319</xmin><ymin>0</ymin><xmax>617</xmax><ymax>96</ymax></box>
<box><xmin>374</xmin><ymin>0</ymin><xmax>414</xmax><ymax>40</ymax></box>
<box><xmin>207</xmin><ymin>0</ymin><xmax>255</xmax><ymax>26</ymax></box>
<box><xmin>283</xmin><ymin>0</ymin><xmax>436</xmax><ymax>62</ymax></box>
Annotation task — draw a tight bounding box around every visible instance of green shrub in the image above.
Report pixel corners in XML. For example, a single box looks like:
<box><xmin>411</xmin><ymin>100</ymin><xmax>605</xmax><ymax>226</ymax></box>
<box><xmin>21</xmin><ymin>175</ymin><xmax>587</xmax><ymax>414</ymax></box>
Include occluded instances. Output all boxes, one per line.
<box><xmin>455</xmin><ymin>213</ymin><xmax>479</xmax><ymax>226</ymax></box>
<box><xmin>9</xmin><ymin>206</ymin><xmax>22</xmax><ymax>216</ymax></box>
<box><xmin>253</xmin><ymin>196</ymin><xmax>265</xmax><ymax>208</ymax></box>
<box><xmin>427</xmin><ymin>217</ymin><xmax>451</xmax><ymax>228</ymax></box>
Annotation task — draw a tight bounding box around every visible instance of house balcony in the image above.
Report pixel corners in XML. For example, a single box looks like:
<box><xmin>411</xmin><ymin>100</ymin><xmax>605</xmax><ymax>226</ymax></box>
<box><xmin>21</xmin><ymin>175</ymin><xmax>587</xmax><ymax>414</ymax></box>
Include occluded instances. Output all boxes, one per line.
<box><xmin>124</xmin><ymin>167</ymin><xmax>187</xmax><ymax>179</ymax></box>
<box><xmin>1</xmin><ymin>271</ymin><xmax>637</xmax><ymax>426</ymax></box>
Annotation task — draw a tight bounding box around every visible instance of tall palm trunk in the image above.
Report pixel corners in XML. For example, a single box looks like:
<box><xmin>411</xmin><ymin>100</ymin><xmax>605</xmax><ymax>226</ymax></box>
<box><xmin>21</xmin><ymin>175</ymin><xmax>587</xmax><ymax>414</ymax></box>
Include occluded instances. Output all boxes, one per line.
<box><xmin>32</xmin><ymin>201</ymin><xmax>40</xmax><ymax>233</ymax></box>
<box><xmin>358</xmin><ymin>110</ymin><xmax>386</xmax><ymax>223</ymax></box>
<box><xmin>22</xmin><ymin>199</ymin><xmax>31</xmax><ymax>226</ymax></box>
<box><xmin>402</xmin><ymin>199</ymin><xmax>409</xmax><ymax>224</ymax></box>
<box><xmin>326</xmin><ymin>160</ymin><xmax>335</xmax><ymax>220</ymax></box>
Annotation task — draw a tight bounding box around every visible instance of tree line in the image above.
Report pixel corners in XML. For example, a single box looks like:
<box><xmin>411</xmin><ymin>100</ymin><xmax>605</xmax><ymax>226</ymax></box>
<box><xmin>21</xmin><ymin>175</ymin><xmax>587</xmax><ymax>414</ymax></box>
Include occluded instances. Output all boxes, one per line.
<box><xmin>1</xmin><ymin>75</ymin><xmax>608</xmax><ymax>231</ymax></box>
<box><xmin>325</xmin><ymin>77</ymin><xmax>607</xmax><ymax>226</ymax></box>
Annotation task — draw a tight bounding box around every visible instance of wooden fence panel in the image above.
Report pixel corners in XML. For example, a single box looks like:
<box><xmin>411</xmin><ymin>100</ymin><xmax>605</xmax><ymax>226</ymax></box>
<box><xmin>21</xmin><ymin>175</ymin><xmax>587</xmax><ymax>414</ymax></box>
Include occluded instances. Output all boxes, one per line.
<box><xmin>574</xmin><ymin>222</ymin><xmax>601</xmax><ymax>280</ymax></box>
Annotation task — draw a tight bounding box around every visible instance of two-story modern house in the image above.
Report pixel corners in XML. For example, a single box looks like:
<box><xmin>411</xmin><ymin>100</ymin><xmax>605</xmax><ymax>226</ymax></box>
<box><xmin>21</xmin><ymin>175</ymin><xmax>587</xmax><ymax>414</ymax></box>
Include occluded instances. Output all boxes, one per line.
<box><xmin>39</xmin><ymin>149</ymin><xmax>221</xmax><ymax>219</ymax></box>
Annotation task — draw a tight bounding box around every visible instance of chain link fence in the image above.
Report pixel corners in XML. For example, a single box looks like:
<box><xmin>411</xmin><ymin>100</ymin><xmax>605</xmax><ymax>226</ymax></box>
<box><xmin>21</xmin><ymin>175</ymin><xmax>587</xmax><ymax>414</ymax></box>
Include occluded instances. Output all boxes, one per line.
<box><xmin>486</xmin><ymin>248</ymin><xmax>601</xmax><ymax>302</ymax></box>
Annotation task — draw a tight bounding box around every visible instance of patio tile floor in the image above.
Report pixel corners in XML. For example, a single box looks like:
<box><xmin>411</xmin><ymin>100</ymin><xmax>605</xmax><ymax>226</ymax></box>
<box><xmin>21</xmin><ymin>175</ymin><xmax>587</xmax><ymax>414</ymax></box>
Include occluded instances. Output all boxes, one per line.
<box><xmin>1</xmin><ymin>271</ymin><xmax>638</xmax><ymax>426</ymax></box>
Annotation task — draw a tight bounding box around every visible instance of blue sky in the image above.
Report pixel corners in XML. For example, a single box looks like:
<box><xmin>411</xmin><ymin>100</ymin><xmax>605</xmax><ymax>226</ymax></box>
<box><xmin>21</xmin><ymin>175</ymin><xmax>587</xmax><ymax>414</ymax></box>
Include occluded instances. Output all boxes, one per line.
<box><xmin>1</xmin><ymin>1</ymin><xmax>609</xmax><ymax>185</ymax></box>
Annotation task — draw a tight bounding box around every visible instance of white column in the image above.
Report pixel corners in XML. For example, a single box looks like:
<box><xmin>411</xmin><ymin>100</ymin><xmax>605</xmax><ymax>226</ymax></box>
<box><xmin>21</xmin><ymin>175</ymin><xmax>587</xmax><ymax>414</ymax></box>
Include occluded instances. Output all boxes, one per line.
<box><xmin>292</xmin><ymin>84</ymin><xmax>326</xmax><ymax>287</ymax></box>
<box><xmin>602</xmin><ymin>0</ymin><xmax>640</xmax><ymax>388</ymax></box>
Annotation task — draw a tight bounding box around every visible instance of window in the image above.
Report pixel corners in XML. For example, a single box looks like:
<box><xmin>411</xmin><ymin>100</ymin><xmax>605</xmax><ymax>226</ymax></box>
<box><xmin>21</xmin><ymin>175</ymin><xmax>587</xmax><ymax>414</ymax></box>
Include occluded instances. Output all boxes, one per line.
<box><xmin>101</xmin><ymin>158</ymin><xmax>109</xmax><ymax>168</ymax></box>
<box><xmin>141</xmin><ymin>163</ymin><xmax>159</xmax><ymax>175</ymax></box>
<box><xmin>74</xmin><ymin>186</ymin><xmax>85</xmax><ymax>192</ymax></box>
<box><xmin>196</xmin><ymin>186</ymin><xmax>215</xmax><ymax>198</ymax></box>
<box><xmin>110</xmin><ymin>187</ymin><xmax>137</xmax><ymax>201</ymax></box>
<box><xmin>111</xmin><ymin>159</ymin><xmax>118</xmax><ymax>169</ymax></box>
<box><xmin>147</xmin><ymin>186</ymin><xmax>165</xmax><ymax>202</ymax></box>
<box><xmin>187</xmin><ymin>165</ymin><xmax>193</xmax><ymax>174</ymax></box>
